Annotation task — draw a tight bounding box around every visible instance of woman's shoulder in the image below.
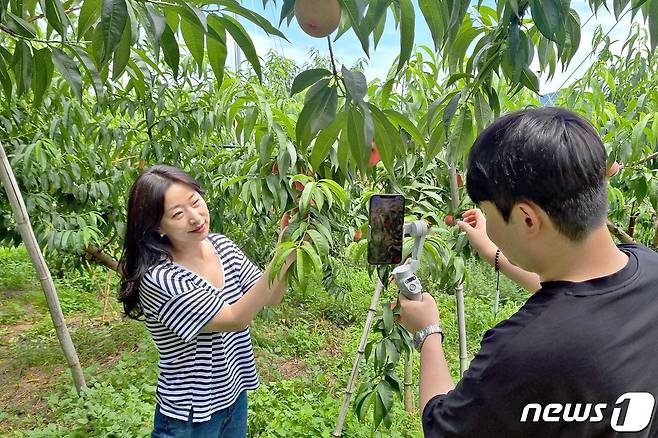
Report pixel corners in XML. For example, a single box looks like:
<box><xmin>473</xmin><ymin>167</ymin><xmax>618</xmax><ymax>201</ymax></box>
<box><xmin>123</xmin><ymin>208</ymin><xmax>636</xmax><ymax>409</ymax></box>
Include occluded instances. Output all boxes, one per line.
<box><xmin>207</xmin><ymin>233</ymin><xmax>240</xmax><ymax>252</ymax></box>
<box><xmin>141</xmin><ymin>260</ymin><xmax>194</xmax><ymax>293</ymax></box>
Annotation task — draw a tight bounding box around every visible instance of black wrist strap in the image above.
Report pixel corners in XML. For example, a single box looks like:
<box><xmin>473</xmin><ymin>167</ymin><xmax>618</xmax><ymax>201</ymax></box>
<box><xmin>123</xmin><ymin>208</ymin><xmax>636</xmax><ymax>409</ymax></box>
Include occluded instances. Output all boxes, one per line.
<box><xmin>494</xmin><ymin>248</ymin><xmax>501</xmax><ymax>298</ymax></box>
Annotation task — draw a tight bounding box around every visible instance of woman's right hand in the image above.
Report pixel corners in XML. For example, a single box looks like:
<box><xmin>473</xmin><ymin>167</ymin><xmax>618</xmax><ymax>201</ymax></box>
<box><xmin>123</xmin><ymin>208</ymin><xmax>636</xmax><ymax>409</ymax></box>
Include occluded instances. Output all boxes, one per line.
<box><xmin>456</xmin><ymin>208</ymin><xmax>498</xmax><ymax>264</ymax></box>
<box><xmin>278</xmin><ymin>212</ymin><xmax>296</xmax><ymax>269</ymax></box>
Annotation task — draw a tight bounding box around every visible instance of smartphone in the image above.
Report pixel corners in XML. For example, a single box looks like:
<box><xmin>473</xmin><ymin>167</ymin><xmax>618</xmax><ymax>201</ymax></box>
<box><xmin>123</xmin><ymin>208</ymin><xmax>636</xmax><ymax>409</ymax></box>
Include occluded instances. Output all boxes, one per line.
<box><xmin>367</xmin><ymin>194</ymin><xmax>405</xmax><ymax>265</ymax></box>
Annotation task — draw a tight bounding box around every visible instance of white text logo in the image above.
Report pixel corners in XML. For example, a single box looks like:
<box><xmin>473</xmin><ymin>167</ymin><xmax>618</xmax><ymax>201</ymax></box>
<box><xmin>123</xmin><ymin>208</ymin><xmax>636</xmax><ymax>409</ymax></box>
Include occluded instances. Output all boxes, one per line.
<box><xmin>520</xmin><ymin>392</ymin><xmax>655</xmax><ymax>432</ymax></box>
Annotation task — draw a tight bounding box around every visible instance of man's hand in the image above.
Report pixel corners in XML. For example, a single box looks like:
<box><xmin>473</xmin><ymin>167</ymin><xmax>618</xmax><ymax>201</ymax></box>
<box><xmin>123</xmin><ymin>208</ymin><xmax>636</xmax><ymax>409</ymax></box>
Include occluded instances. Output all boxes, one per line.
<box><xmin>398</xmin><ymin>292</ymin><xmax>440</xmax><ymax>334</ymax></box>
<box><xmin>457</xmin><ymin>208</ymin><xmax>498</xmax><ymax>264</ymax></box>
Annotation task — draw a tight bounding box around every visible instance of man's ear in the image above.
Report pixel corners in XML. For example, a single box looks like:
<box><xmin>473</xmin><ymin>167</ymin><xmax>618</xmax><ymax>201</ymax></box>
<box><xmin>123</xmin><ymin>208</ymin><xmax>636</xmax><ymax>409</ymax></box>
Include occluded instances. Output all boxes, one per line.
<box><xmin>512</xmin><ymin>202</ymin><xmax>543</xmax><ymax>237</ymax></box>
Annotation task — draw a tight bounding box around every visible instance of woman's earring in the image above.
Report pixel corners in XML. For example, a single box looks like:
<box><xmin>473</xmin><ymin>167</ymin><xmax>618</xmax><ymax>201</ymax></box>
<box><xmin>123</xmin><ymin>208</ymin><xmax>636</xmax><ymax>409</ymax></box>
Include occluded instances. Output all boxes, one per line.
<box><xmin>160</xmin><ymin>233</ymin><xmax>165</xmax><ymax>238</ymax></box>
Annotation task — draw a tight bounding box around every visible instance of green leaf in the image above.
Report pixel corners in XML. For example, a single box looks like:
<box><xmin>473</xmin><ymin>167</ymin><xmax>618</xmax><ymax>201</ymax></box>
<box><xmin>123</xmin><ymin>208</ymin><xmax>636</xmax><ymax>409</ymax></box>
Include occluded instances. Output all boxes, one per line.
<box><xmin>419</xmin><ymin>0</ymin><xmax>445</xmax><ymax>50</ymax></box>
<box><xmin>296</xmin><ymin>84</ymin><xmax>338</xmax><ymax>151</ymax></box>
<box><xmin>473</xmin><ymin>92</ymin><xmax>492</xmax><ymax>133</ymax></box>
<box><xmin>307</xmin><ymin>229</ymin><xmax>330</xmax><ymax>257</ymax></box>
<box><xmin>78</xmin><ymin>0</ymin><xmax>102</xmax><ymax>40</ymax></box>
<box><xmin>73</xmin><ymin>47</ymin><xmax>105</xmax><ymax>103</ymax></box>
<box><xmin>396</xmin><ymin>0</ymin><xmax>415</xmax><ymax>73</ymax></box>
<box><xmin>384</xmin><ymin>109</ymin><xmax>425</xmax><ymax>147</ymax></box>
<box><xmin>311</xmin><ymin>111</ymin><xmax>346</xmax><ymax>170</ymax></box>
<box><xmin>112</xmin><ymin>20</ymin><xmax>131</xmax><ymax>80</ymax></box>
<box><xmin>529</xmin><ymin>0</ymin><xmax>564</xmax><ymax>43</ymax></box>
<box><xmin>347</xmin><ymin>105</ymin><xmax>369</xmax><ymax>173</ymax></box>
<box><xmin>160</xmin><ymin>23</ymin><xmax>180</xmax><ymax>79</ymax></box>
<box><xmin>145</xmin><ymin>4</ymin><xmax>167</xmax><ymax>61</ymax></box>
<box><xmin>448</xmin><ymin>106</ymin><xmax>474</xmax><ymax>163</ymax></box>
<box><xmin>301</xmin><ymin>241</ymin><xmax>322</xmax><ymax>273</ymax></box>
<box><xmin>268</xmin><ymin>242</ymin><xmax>296</xmax><ymax>284</ymax></box>
<box><xmin>649</xmin><ymin>0</ymin><xmax>658</xmax><ymax>51</ymax></box>
<box><xmin>341</xmin><ymin>65</ymin><xmax>367</xmax><ymax>102</ymax></box>
<box><xmin>32</xmin><ymin>48</ymin><xmax>53</xmax><ymax>107</ymax></box>
<box><xmin>520</xmin><ymin>66</ymin><xmax>540</xmax><ymax>94</ymax></box>
<box><xmin>296</xmin><ymin>247</ymin><xmax>307</xmax><ymax>289</ymax></box>
<box><xmin>51</xmin><ymin>48</ymin><xmax>83</xmax><ymax>101</ymax></box>
<box><xmin>0</xmin><ymin>69</ymin><xmax>12</xmax><ymax>102</ymax></box>
<box><xmin>101</xmin><ymin>0</ymin><xmax>128</xmax><ymax>62</ymax></box>
<box><xmin>318</xmin><ymin>178</ymin><xmax>347</xmax><ymax>206</ymax></box>
<box><xmin>279</xmin><ymin>0</ymin><xmax>295</xmax><ymax>25</ymax></box>
<box><xmin>373</xmin><ymin>6</ymin><xmax>387</xmax><ymax>48</ymax></box>
<box><xmin>6</xmin><ymin>12</ymin><xmax>37</xmax><ymax>38</ymax></box>
<box><xmin>632</xmin><ymin>113</ymin><xmax>652</xmax><ymax>148</ymax></box>
<box><xmin>355</xmin><ymin>389</ymin><xmax>375</xmax><ymax>422</ymax></box>
<box><xmin>369</xmin><ymin>103</ymin><xmax>402</xmax><ymax>173</ymax></box>
<box><xmin>219</xmin><ymin>14</ymin><xmax>261</xmax><ymax>81</ymax></box>
<box><xmin>202</xmin><ymin>0</ymin><xmax>288</xmax><ymax>40</ymax></box>
<box><xmin>338</xmin><ymin>0</ymin><xmax>370</xmax><ymax>55</ymax></box>
<box><xmin>382</xmin><ymin>302</ymin><xmax>393</xmax><ymax>333</ymax></box>
<box><xmin>44</xmin><ymin>0</ymin><xmax>69</xmax><ymax>37</ymax></box>
<box><xmin>181</xmin><ymin>14</ymin><xmax>206</xmax><ymax>71</ymax></box>
<box><xmin>299</xmin><ymin>181</ymin><xmax>317</xmax><ymax>215</ymax></box>
<box><xmin>207</xmin><ymin>15</ymin><xmax>227</xmax><ymax>85</ymax></box>
<box><xmin>12</xmin><ymin>41</ymin><xmax>33</xmax><ymax>96</ymax></box>
<box><xmin>290</xmin><ymin>68</ymin><xmax>332</xmax><ymax>96</ymax></box>
<box><xmin>362</xmin><ymin>0</ymin><xmax>390</xmax><ymax>36</ymax></box>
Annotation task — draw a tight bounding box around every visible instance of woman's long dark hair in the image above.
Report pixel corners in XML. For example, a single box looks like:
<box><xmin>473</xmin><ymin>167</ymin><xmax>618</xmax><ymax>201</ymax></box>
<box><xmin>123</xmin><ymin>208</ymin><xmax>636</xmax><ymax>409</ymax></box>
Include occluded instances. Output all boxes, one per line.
<box><xmin>119</xmin><ymin>165</ymin><xmax>203</xmax><ymax>319</ymax></box>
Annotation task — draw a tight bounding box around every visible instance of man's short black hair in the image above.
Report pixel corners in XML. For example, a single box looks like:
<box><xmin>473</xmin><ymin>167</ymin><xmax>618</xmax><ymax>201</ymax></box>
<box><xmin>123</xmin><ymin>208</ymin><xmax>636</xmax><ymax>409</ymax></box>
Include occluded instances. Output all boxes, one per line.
<box><xmin>466</xmin><ymin>107</ymin><xmax>608</xmax><ymax>241</ymax></box>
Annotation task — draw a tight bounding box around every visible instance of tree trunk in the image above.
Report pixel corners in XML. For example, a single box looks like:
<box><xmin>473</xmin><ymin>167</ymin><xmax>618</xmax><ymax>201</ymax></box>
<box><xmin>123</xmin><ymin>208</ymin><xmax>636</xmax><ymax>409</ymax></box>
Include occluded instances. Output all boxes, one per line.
<box><xmin>0</xmin><ymin>142</ymin><xmax>86</xmax><ymax>394</ymax></box>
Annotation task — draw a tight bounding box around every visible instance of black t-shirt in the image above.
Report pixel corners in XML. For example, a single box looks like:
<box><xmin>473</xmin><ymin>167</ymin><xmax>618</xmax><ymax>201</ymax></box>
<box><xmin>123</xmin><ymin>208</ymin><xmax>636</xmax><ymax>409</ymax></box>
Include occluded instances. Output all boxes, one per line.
<box><xmin>423</xmin><ymin>244</ymin><xmax>658</xmax><ymax>437</ymax></box>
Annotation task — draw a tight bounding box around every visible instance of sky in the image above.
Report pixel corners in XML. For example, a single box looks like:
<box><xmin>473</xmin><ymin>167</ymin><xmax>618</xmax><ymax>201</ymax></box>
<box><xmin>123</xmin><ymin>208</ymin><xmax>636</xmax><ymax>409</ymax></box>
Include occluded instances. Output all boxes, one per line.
<box><xmin>231</xmin><ymin>1</ymin><xmax>649</xmax><ymax>94</ymax></box>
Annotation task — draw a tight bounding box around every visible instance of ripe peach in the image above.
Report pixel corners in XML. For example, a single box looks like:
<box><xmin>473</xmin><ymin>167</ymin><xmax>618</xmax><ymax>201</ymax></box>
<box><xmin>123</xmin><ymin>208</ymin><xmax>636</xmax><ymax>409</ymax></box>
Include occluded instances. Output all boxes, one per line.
<box><xmin>606</xmin><ymin>161</ymin><xmax>620</xmax><ymax>177</ymax></box>
<box><xmin>294</xmin><ymin>0</ymin><xmax>341</xmax><ymax>38</ymax></box>
<box><xmin>369</xmin><ymin>140</ymin><xmax>381</xmax><ymax>167</ymax></box>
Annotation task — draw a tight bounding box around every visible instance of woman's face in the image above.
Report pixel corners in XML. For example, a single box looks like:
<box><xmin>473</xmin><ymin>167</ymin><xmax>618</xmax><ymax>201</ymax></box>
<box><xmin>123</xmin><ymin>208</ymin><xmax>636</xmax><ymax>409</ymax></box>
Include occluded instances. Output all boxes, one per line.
<box><xmin>158</xmin><ymin>182</ymin><xmax>210</xmax><ymax>246</ymax></box>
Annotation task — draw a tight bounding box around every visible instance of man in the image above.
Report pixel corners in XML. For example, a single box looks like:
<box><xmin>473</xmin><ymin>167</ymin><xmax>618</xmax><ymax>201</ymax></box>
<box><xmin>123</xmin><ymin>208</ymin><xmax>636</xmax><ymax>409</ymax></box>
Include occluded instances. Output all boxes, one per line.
<box><xmin>399</xmin><ymin>107</ymin><xmax>658</xmax><ymax>437</ymax></box>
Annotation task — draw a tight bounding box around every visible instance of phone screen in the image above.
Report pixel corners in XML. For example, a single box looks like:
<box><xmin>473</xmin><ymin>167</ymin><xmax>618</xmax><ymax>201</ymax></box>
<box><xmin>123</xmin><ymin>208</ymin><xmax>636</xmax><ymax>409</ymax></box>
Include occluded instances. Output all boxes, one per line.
<box><xmin>367</xmin><ymin>194</ymin><xmax>405</xmax><ymax>265</ymax></box>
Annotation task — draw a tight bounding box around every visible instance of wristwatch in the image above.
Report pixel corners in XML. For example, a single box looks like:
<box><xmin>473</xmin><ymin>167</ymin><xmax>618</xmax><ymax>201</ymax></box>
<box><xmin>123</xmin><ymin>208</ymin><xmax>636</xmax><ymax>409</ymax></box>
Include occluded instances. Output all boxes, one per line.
<box><xmin>413</xmin><ymin>323</ymin><xmax>443</xmax><ymax>352</ymax></box>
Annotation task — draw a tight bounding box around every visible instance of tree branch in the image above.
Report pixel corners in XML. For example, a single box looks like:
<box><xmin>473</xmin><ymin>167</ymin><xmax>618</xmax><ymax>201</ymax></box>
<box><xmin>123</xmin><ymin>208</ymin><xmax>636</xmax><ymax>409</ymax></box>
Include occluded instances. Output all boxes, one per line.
<box><xmin>84</xmin><ymin>245</ymin><xmax>120</xmax><ymax>273</ymax></box>
<box><xmin>606</xmin><ymin>219</ymin><xmax>635</xmax><ymax>244</ymax></box>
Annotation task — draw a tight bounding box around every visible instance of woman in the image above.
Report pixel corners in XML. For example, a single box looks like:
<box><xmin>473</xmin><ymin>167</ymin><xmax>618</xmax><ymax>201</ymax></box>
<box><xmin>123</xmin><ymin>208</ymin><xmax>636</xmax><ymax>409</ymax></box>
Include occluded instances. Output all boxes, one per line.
<box><xmin>119</xmin><ymin>165</ymin><xmax>292</xmax><ymax>437</ymax></box>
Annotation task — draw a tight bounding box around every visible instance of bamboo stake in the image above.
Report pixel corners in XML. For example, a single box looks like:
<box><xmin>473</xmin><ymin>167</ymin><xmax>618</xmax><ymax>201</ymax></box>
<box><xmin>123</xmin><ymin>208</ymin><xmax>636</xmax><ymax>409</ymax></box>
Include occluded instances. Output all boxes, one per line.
<box><xmin>333</xmin><ymin>278</ymin><xmax>385</xmax><ymax>437</ymax></box>
<box><xmin>449</xmin><ymin>165</ymin><xmax>468</xmax><ymax>376</ymax></box>
<box><xmin>0</xmin><ymin>141</ymin><xmax>86</xmax><ymax>394</ymax></box>
<box><xmin>404</xmin><ymin>353</ymin><xmax>414</xmax><ymax>412</ymax></box>
<box><xmin>101</xmin><ymin>269</ymin><xmax>114</xmax><ymax>324</ymax></box>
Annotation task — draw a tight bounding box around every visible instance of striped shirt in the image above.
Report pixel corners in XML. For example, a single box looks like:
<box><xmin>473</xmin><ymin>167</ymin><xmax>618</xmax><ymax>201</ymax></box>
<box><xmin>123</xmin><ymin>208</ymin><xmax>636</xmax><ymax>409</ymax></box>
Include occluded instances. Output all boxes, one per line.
<box><xmin>139</xmin><ymin>233</ymin><xmax>262</xmax><ymax>422</ymax></box>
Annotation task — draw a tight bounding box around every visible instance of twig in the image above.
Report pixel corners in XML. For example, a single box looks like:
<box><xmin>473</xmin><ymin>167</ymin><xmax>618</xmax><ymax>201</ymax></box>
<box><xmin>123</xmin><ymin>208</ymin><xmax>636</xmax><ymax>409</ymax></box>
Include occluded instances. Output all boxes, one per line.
<box><xmin>606</xmin><ymin>219</ymin><xmax>635</xmax><ymax>244</ymax></box>
<box><xmin>626</xmin><ymin>151</ymin><xmax>658</xmax><ymax>168</ymax></box>
<box><xmin>327</xmin><ymin>36</ymin><xmax>338</xmax><ymax>77</ymax></box>
<box><xmin>28</xmin><ymin>6</ymin><xmax>81</xmax><ymax>23</ymax></box>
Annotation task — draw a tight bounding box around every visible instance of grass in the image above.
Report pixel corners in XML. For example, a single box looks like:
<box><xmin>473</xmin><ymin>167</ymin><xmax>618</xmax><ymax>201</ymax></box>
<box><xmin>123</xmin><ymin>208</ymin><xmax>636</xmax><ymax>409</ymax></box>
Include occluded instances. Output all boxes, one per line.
<box><xmin>0</xmin><ymin>245</ymin><xmax>528</xmax><ymax>437</ymax></box>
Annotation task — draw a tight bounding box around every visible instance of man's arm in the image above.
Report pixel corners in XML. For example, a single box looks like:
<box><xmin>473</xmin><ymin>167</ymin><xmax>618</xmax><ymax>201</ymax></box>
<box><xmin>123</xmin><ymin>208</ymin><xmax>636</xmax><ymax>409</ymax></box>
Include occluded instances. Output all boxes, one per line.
<box><xmin>458</xmin><ymin>208</ymin><xmax>541</xmax><ymax>293</ymax></box>
<box><xmin>419</xmin><ymin>333</ymin><xmax>455</xmax><ymax>412</ymax></box>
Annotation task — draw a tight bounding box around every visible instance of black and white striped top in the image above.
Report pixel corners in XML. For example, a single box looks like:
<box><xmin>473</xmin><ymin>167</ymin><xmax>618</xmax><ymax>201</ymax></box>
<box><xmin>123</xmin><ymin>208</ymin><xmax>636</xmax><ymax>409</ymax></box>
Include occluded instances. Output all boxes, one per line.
<box><xmin>139</xmin><ymin>234</ymin><xmax>262</xmax><ymax>422</ymax></box>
